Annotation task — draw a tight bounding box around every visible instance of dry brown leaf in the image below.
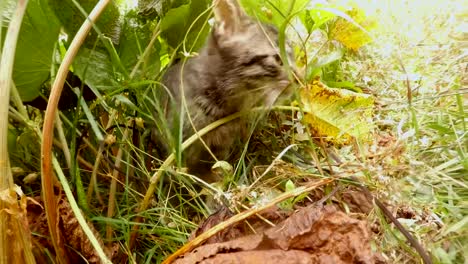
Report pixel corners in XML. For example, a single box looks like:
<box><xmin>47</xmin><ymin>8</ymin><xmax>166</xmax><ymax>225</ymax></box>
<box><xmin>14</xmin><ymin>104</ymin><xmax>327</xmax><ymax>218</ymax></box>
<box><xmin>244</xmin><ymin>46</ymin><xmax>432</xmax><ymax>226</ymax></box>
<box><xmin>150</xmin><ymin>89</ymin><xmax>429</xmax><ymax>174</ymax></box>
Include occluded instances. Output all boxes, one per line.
<box><xmin>196</xmin><ymin>250</ymin><xmax>318</xmax><ymax>264</ymax></box>
<box><xmin>27</xmin><ymin>195</ymin><xmax>116</xmax><ymax>263</ymax></box>
<box><xmin>190</xmin><ymin>205</ymin><xmax>290</xmax><ymax>245</ymax></box>
<box><xmin>174</xmin><ymin>205</ymin><xmax>383</xmax><ymax>264</ymax></box>
<box><xmin>341</xmin><ymin>188</ymin><xmax>375</xmax><ymax>214</ymax></box>
<box><xmin>0</xmin><ymin>186</ymin><xmax>35</xmax><ymax>263</ymax></box>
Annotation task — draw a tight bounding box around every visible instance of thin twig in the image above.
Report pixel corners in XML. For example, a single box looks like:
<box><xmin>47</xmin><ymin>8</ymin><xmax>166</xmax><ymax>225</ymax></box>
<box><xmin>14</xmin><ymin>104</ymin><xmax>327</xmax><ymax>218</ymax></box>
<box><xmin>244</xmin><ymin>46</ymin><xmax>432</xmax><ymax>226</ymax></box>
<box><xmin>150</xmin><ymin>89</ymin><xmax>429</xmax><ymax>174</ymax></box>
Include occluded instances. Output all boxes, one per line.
<box><xmin>87</xmin><ymin>110</ymin><xmax>117</xmax><ymax>205</ymax></box>
<box><xmin>106</xmin><ymin>126</ymin><xmax>130</xmax><ymax>240</ymax></box>
<box><xmin>351</xmin><ymin>177</ymin><xmax>433</xmax><ymax>264</ymax></box>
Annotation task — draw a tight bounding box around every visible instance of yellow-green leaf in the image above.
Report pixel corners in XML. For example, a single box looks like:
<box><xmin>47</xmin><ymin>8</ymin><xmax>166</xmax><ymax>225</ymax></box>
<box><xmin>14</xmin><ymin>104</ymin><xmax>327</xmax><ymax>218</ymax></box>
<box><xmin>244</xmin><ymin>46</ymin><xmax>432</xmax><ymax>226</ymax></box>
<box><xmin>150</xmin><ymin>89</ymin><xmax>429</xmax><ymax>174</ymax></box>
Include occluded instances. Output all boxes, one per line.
<box><xmin>329</xmin><ymin>8</ymin><xmax>376</xmax><ymax>51</ymax></box>
<box><xmin>300</xmin><ymin>78</ymin><xmax>374</xmax><ymax>144</ymax></box>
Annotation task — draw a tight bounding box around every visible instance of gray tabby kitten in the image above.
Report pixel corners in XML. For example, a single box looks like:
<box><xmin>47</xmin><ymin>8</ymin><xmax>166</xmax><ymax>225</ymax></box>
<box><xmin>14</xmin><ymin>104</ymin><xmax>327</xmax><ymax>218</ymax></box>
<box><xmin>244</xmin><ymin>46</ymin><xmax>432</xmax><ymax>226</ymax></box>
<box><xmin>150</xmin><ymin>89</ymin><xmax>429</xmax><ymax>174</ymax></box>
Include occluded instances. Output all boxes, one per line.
<box><xmin>158</xmin><ymin>0</ymin><xmax>292</xmax><ymax>181</ymax></box>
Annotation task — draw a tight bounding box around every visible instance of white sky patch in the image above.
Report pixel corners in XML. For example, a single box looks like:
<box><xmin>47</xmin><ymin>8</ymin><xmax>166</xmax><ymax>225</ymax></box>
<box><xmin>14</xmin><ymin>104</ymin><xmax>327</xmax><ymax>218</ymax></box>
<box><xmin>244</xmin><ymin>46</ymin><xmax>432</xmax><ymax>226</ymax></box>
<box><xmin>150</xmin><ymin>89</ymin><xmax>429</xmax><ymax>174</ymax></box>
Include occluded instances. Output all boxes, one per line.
<box><xmin>120</xmin><ymin>0</ymin><xmax>139</xmax><ymax>12</ymax></box>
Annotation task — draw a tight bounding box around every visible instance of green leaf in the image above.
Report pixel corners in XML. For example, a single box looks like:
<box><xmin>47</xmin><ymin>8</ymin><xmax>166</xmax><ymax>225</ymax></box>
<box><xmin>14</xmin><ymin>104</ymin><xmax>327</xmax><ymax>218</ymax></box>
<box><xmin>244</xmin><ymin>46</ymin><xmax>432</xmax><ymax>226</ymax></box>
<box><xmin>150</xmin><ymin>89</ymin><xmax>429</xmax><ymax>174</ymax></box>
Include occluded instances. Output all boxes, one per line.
<box><xmin>160</xmin><ymin>0</ymin><xmax>211</xmax><ymax>51</ymax></box>
<box><xmin>114</xmin><ymin>94</ymin><xmax>138</xmax><ymax>111</ymax></box>
<box><xmin>138</xmin><ymin>0</ymin><xmax>189</xmax><ymax>18</ymax></box>
<box><xmin>73</xmin><ymin>47</ymin><xmax>119</xmax><ymax>91</ymax></box>
<box><xmin>160</xmin><ymin>4</ymin><xmax>190</xmax><ymax>32</ymax></box>
<box><xmin>48</xmin><ymin>0</ymin><xmax>121</xmax><ymax>45</ymax></box>
<box><xmin>324</xmin><ymin>81</ymin><xmax>358</xmax><ymax>92</ymax></box>
<box><xmin>285</xmin><ymin>179</ymin><xmax>295</xmax><ymax>192</ymax></box>
<box><xmin>301</xmin><ymin>6</ymin><xmax>338</xmax><ymax>32</ymax></box>
<box><xmin>74</xmin><ymin>88</ymin><xmax>104</xmax><ymax>142</ymax></box>
<box><xmin>307</xmin><ymin>49</ymin><xmax>344</xmax><ymax>80</ymax></box>
<box><xmin>119</xmin><ymin>13</ymin><xmax>161</xmax><ymax>79</ymax></box>
<box><xmin>300</xmin><ymin>79</ymin><xmax>374</xmax><ymax>144</ymax></box>
<box><xmin>3</xmin><ymin>0</ymin><xmax>61</xmax><ymax>101</ymax></box>
<box><xmin>442</xmin><ymin>216</ymin><xmax>468</xmax><ymax>236</ymax></box>
<box><xmin>240</xmin><ymin>0</ymin><xmax>310</xmax><ymax>27</ymax></box>
<box><xmin>9</xmin><ymin>128</ymin><xmax>41</xmax><ymax>168</ymax></box>
<box><xmin>279</xmin><ymin>180</ymin><xmax>296</xmax><ymax>210</ymax></box>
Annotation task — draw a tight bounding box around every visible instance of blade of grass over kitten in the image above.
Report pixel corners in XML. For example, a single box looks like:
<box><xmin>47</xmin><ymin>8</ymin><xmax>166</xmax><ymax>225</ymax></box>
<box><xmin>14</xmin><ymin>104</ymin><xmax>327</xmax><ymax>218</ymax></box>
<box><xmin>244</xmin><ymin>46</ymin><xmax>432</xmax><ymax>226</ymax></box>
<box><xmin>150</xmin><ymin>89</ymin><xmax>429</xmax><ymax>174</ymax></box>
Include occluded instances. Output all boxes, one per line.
<box><xmin>40</xmin><ymin>0</ymin><xmax>112</xmax><ymax>263</ymax></box>
<box><xmin>128</xmin><ymin>100</ymin><xmax>303</xmax><ymax>249</ymax></box>
<box><xmin>129</xmin><ymin>111</ymin><xmax>244</xmax><ymax>249</ymax></box>
<box><xmin>129</xmin><ymin>21</ymin><xmax>161</xmax><ymax>79</ymax></box>
<box><xmin>52</xmin><ymin>157</ymin><xmax>112</xmax><ymax>263</ymax></box>
<box><xmin>181</xmin><ymin>2</ymin><xmax>213</xmax><ymax>56</ymax></box>
<box><xmin>83</xmin><ymin>18</ymin><xmax>162</xmax><ymax>206</ymax></box>
<box><xmin>0</xmin><ymin>1</ymin><xmax>36</xmax><ymax>263</ymax></box>
<box><xmin>175</xmin><ymin>1</ymin><xmax>237</xmax><ymax>167</ymax></box>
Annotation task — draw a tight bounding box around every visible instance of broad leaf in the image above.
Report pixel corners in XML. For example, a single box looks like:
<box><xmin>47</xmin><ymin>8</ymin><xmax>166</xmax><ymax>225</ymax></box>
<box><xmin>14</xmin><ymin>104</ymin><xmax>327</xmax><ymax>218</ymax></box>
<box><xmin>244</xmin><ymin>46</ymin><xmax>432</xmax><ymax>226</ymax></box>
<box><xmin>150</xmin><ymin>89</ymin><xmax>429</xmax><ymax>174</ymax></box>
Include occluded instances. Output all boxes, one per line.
<box><xmin>300</xmin><ymin>78</ymin><xmax>374</xmax><ymax>144</ymax></box>
<box><xmin>329</xmin><ymin>8</ymin><xmax>376</xmax><ymax>51</ymax></box>
<box><xmin>161</xmin><ymin>0</ymin><xmax>211</xmax><ymax>51</ymax></box>
<box><xmin>307</xmin><ymin>49</ymin><xmax>344</xmax><ymax>80</ymax></box>
<box><xmin>119</xmin><ymin>11</ymin><xmax>161</xmax><ymax>79</ymax></box>
<box><xmin>48</xmin><ymin>0</ymin><xmax>121</xmax><ymax>45</ymax></box>
<box><xmin>2</xmin><ymin>0</ymin><xmax>61</xmax><ymax>101</ymax></box>
<box><xmin>240</xmin><ymin>0</ymin><xmax>310</xmax><ymax>27</ymax></box>
<box><xmin>9</xmin><ymin>128</ymin><xmax>41</xmax><ymax>169</ymax></box>
<box><xmin>160</xmin><ymin>4</ymin><xmax>190</xmax><ymax>46</ymax></box>
<box><xmin>138</xmin><ymin>0</ymin><xmax>189</xmax><ymax>18</ymax></box>
<box><xmin>73</xmin><ymin>47</ymin><xmax>119</xmax><ymax>91</ymax></box>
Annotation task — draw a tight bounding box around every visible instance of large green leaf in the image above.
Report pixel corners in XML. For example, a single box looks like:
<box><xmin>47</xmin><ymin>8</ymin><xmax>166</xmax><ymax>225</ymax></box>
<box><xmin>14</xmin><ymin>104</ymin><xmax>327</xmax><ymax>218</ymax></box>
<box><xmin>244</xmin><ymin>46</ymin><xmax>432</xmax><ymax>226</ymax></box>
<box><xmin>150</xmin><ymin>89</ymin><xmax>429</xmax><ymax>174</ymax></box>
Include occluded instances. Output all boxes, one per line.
<box><xmin>48</xmin><ymin>0</ymin><xmax>121</xmax><ymax>45</ymax></box>
<box><xmin>160</xmin><ymin>0</ymin><xmax>211</xmax><ymax>51</ymax></box>
<box><xmin>138</xmin><ymin>0</ymin><xmax>189</xmax><ymax>18</ymax></box>
<box><xmin>119</xmin><ymin>11</ymin><xmax>161</xmax><ymax>80</ymax></box>
<box><xmin>8</xmin><ymin>127</ymin><xmax>41</xmax><ymax>169</ymax></box>
<box><xmin>160</xmin><ymin>4</ymin><xmax>190</xmax><ymax>45</ymax></box>
<box><xmin>240</xmin><ymin>0</ymin><xmax>310</xmax><ymax>27</ymax></box>
<box><xmin>300</xmin><ymin>78</ymin><xmax>374</xmax><ymax>144</ymax></box>
<box><xmin>73</xmin><ymin>47</ymin><xmax>119</xmax><ymax>91</ymax></box>
<box><xmin>299</xmin><ymin>5</ymin><xmax>339</xmax><ymax>33</ymax></box>
<box><xmin>2</xmin><ymin>0</ymin><xmax>61</xmax><ymax>102</ymax></box>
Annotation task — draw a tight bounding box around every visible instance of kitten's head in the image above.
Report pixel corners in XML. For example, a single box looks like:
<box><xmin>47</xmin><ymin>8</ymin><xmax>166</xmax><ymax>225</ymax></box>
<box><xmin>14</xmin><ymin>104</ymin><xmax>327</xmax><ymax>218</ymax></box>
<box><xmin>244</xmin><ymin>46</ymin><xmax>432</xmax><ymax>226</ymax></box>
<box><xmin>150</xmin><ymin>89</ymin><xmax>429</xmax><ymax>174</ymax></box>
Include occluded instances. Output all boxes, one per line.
<box><xmin>210</xmin><ymin>0</ymin><xmax>294</xmax><ymax>103</ymax></box>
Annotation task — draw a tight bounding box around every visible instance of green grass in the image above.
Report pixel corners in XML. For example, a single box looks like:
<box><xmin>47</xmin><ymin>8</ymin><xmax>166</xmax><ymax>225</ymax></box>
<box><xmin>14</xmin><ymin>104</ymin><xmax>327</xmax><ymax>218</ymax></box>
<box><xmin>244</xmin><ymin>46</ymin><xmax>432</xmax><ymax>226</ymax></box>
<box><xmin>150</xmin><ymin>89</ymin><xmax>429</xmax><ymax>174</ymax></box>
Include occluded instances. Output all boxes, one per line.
<box><xmin>343</xmin><ymin>0</ymin><xmax>467</xmax><ymax>262</ymax></box>
<box><xmin>91</xmin><ymin>1</ymin><xmax>468</xmax><ymax>258</ymax></box>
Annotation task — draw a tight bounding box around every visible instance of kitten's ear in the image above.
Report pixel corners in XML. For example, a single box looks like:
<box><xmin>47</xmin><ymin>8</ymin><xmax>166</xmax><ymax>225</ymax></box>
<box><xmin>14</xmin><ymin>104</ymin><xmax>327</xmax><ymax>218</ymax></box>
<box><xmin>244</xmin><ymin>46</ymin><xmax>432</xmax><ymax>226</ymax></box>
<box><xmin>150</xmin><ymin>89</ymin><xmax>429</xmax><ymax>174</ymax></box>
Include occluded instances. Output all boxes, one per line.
<box><xmin>213</xmin><ymin>0</ymin><xmax>247</xmax><ymax>35</ymax></box>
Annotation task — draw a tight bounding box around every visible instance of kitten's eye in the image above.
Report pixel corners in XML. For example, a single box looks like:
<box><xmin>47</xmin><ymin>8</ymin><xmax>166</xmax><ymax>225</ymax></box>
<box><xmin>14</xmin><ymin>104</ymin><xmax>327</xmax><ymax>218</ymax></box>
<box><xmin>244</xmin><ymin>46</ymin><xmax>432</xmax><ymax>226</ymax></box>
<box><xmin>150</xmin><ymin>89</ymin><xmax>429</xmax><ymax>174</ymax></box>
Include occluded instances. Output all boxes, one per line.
<box><xmin>274</xmin><ymin>54</ymin><xmax>283</xmax><ymax>65</ymax></box>
<box><xmin>244</xmin><ymin>55</ymin><xmax>268</xmax><ymax>66</ymax></box>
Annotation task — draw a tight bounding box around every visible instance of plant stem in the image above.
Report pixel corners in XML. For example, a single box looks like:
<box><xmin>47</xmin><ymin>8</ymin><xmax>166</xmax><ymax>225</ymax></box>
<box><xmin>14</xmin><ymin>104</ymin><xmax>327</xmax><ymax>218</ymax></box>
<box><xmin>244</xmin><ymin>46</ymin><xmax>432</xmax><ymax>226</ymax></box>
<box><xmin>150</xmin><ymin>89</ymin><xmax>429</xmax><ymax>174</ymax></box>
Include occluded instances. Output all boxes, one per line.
<box><xmin>52</xmin><ymin>157</ymin><xmax>112</xmax><ymax>263</ymax></box>
<box><xmin>40</xmin><ymin>0</ymin><xmax>111</xmax><ymax>263</ymax></box>
<box><xmin>106</xmin><ymin>125</ymin><xmax>130</xmax><ymax>240</ymax></box>
<box><xmin>10</xmin><ymin>81</ymin><xmax>28</xmax><ymax>118</ymax></box>
<box><xmin>87</xmin><ymin>110</ymin><xmax>117</xmax><ymax>204</ymax></box>
<box><xmin>0</xmin><ymin>0</ymin><xmax>35</xmax><ymax>263</ymax></box>
<box><xmin>55</xmin><ymin>112</ymin><xmax>71</xmax><ymax>168</ymax></box>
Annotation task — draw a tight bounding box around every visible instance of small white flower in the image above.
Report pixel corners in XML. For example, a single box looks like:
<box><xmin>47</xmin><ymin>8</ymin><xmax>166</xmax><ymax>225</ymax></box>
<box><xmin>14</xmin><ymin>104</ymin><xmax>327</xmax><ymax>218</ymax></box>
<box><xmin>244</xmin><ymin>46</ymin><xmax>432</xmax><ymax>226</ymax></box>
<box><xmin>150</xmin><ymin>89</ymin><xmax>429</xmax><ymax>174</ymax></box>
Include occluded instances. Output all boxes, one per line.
<box><xmin>400</xmin><ymin>128</ymin><xmax>415</xmax><ymax>140</ymax></box>
<box><xmin>419</xmin><ymin>136</ymin><xmax>430</xmax><ymax>147</ymax></box>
